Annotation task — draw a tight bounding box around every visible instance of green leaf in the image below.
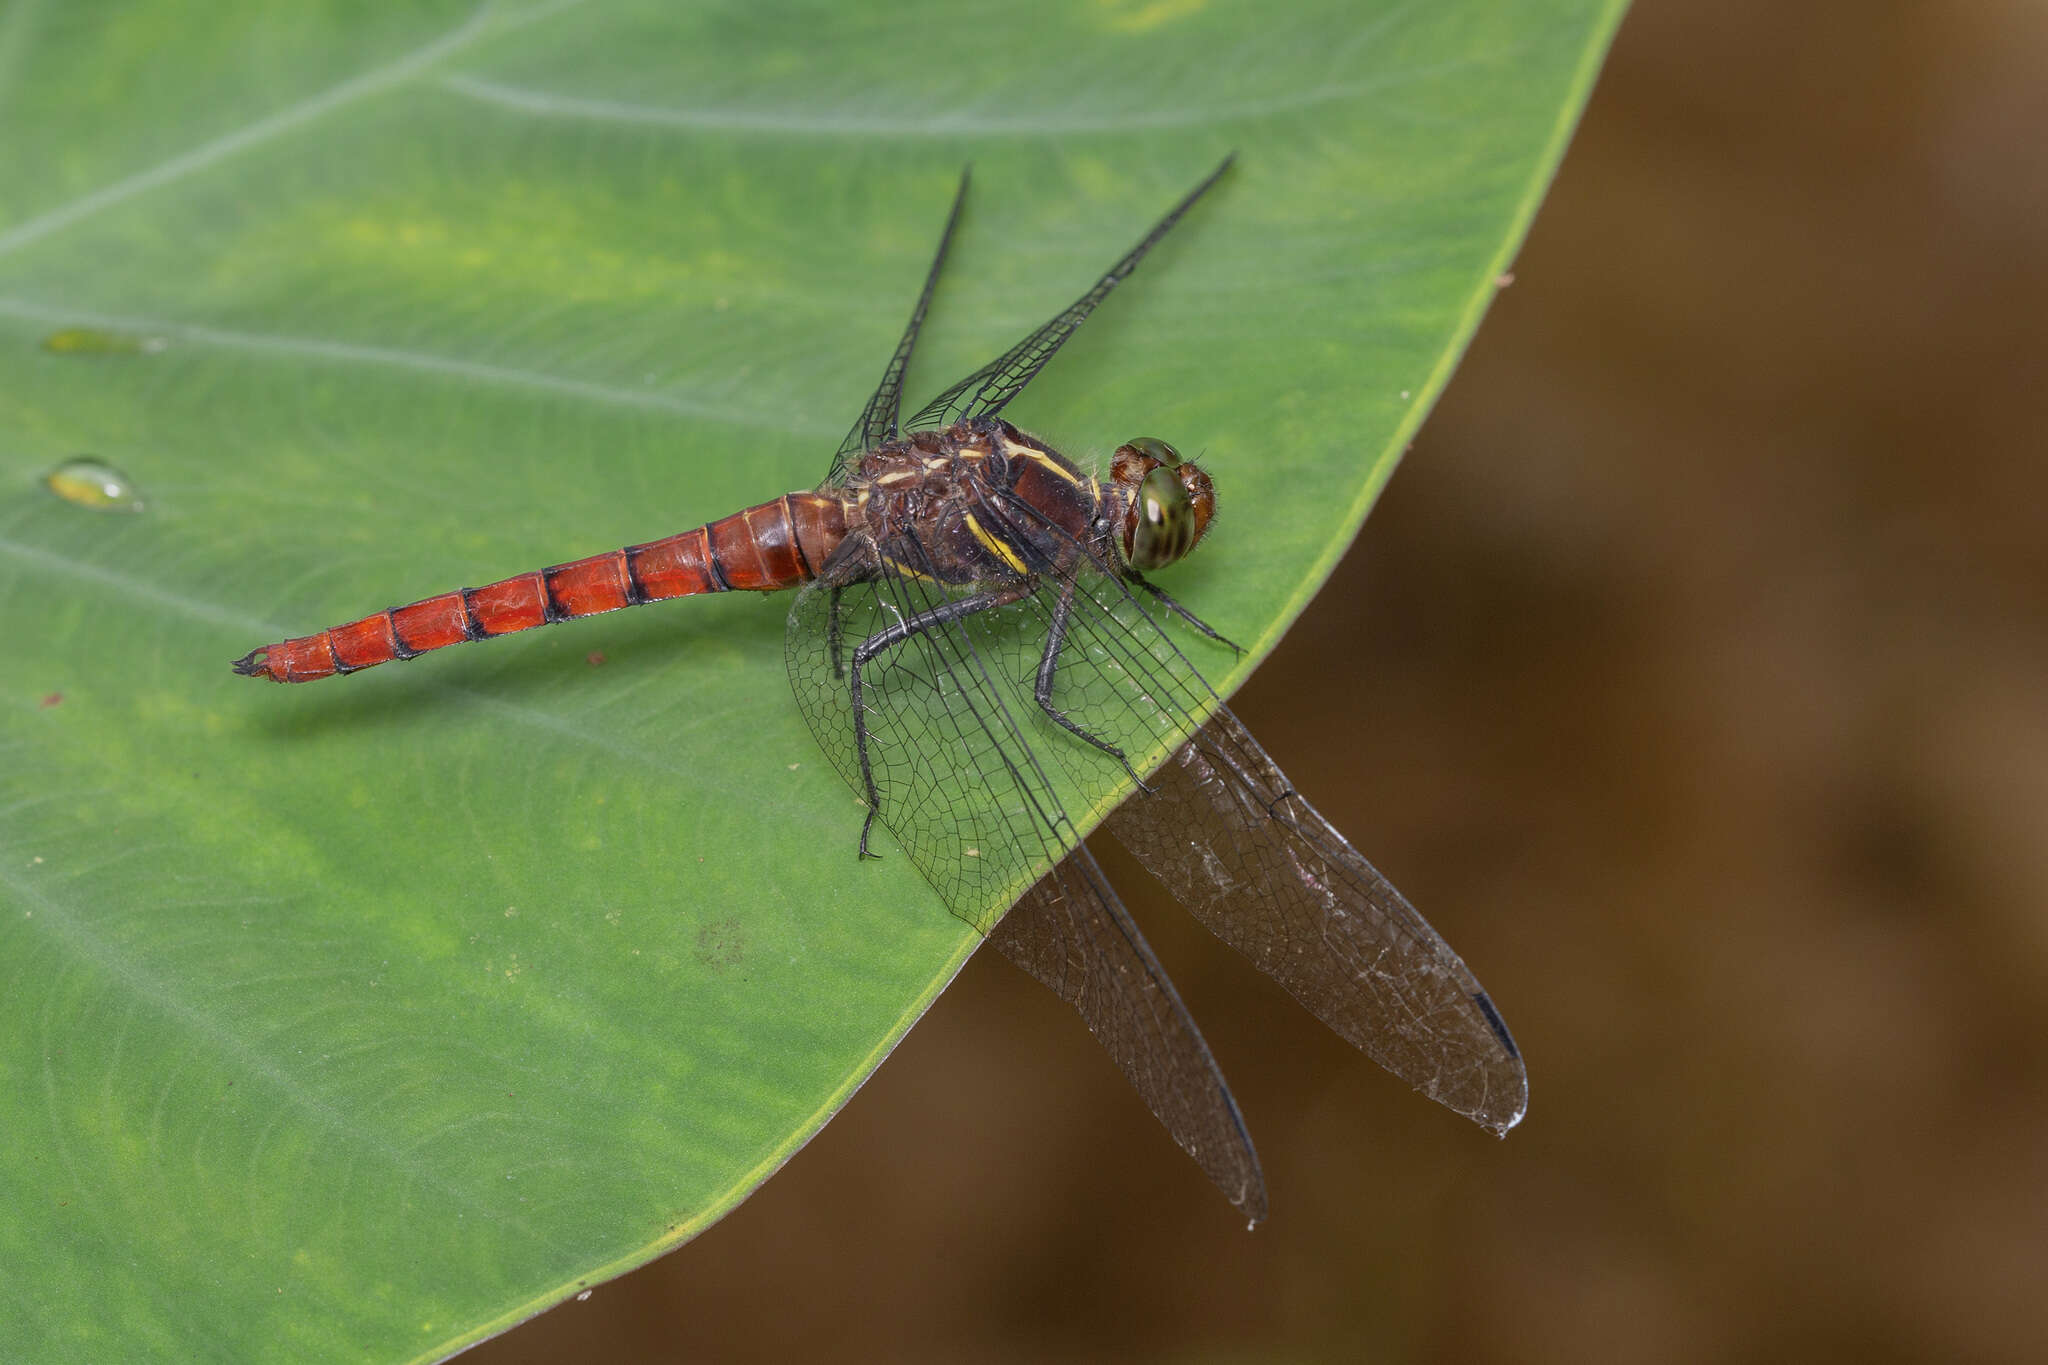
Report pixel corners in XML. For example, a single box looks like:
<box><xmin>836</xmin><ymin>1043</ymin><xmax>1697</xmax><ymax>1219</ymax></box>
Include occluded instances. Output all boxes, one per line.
<box><xmin>0</xmin><ymin>1</ymin><xmax>1624</xmax><ymax>1358</ymax></box>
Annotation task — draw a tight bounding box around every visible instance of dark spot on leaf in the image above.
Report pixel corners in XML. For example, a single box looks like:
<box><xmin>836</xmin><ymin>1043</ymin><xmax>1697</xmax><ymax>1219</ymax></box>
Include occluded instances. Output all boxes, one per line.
<box><xmin>693</xmin><ymin>917</ymin><xmax>746</xmax><ymax>972</ymax></box>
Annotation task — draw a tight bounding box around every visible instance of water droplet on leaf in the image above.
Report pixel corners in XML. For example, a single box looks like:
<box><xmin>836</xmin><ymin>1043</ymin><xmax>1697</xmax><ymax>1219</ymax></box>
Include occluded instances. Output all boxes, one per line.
<box><xmin>43</xmin><ymin>457</ymin><xmax>144</xmax><ymax>511</ymax></box>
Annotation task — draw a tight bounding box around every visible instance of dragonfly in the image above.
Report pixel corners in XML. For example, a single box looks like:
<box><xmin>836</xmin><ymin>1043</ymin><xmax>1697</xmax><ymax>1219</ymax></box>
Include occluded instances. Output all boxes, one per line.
<box><xmin>233</xmin><ymin>156</ymin><xmax>1526</xmax><ymax>1224</ymax></box>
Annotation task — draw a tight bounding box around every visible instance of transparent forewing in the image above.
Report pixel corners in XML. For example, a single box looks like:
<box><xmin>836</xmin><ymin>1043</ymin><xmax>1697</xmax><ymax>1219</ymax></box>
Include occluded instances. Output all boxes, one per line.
<box><xmin>787</xmin><ymin>538</ymin><xmax>1079</xmax><ymax>934</ymax></box>
<box><xmin>787</xmin><ymin>527</ymin><xmax>1265</xmax><ymax>1215</ymax></box>
<box><xmin>993</xmin><ymin>846</ymin><xmax>1266</xmax><ymax>1223</ymax></box>
<box><xmin>785</xmin><ymin>483</ymin><xmax>1216</xmax><ymax>931</ymax></box>
<box><xmin>965</xmin><ymin>485</ymin><xmax>1223</xmax><ymax>791</ymax></box>
<box><xmin>822</xmin><ymin>169</ymin><xmax>973</xmax><ymax>490</ymax></box>
<box><xmin>1102</xmin><ymin>705</ymin><xmax>1530</xmax><ymax>1133</ymax></box>
<box><xmin>901</xmin><ymin>156</ymin><xmax>1233</xmax><ymax>433</ymax></box>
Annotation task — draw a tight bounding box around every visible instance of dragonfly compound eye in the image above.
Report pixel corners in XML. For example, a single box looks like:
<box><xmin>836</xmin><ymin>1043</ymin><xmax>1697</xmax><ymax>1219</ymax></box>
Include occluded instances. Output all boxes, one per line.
<box><xmin>1125</xmin><ymin>436</ymin><xmax>1181</xmax><ymax>467</ymax></box>
<box><xmin>1131</xmin><ymin>465</ymin><xmax>1198</xmax><ymax>569</ymax></box>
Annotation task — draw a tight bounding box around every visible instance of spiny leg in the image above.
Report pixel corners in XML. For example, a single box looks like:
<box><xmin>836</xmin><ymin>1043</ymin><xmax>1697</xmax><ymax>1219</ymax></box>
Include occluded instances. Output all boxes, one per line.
<box><xmin>828</xmin><ymin>586</ymin><xmax>847</xmax><ymax>679</ymax></box>
<box><xmin>1129</xmin><ymin>570</ymin><xmax>1241</xmax><ymax>654</ymax></box>
<box><xmin>848</xmin><ymin>582</ymin><xmax>1033</xmax><ymax>858</ymax></box>
<box><xmin>1036</xmin><ymin>574</ymin><xmax>1151</xmax><ymax>790</ymax></box>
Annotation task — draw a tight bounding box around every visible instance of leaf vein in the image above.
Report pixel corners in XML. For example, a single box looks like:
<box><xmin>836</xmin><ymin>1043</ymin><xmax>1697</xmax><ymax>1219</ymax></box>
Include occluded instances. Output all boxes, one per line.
<box><xmin>437</xmin><ymin>56</ymin><xmax>1493</xmax><ymax>139</ymax></box>
<box><xmin>0</xmin><ymin>296</ymin><xmax>831</xmax><ymax>432</ymax></box>
<box><xmin>0</xmin><ymin>0</ymin><xmax>590</xmax><ymax>259</ymax></box>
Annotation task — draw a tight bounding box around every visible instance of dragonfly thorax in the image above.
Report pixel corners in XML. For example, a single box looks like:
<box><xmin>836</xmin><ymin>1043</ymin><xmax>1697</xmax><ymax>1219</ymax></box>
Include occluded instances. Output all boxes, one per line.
<box><xmin>846</xmin><ymin>419</ymin><xmax>1104</xmax><ymax>587</ymax></box>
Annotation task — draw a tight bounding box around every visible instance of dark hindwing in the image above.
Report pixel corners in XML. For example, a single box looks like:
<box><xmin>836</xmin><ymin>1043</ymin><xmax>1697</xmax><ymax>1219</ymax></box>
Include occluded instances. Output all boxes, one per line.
<box><xmin>1103</xmin><ymin>705</ymin><xmax>1530</xmax><ymax>1133</ymax></box>
<box><xmin>992</xmin><ymin>846</ymin><xmax>1266</xmax><ymax>1224</ymax></box>
<box><xmin>943</xmin><ymin>496</ymin><xmax>1528</xmax><ymax>1129</ymax></box>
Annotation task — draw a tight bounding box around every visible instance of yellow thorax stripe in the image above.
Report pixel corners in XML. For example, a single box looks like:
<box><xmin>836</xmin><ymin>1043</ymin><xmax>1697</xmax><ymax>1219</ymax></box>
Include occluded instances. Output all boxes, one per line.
<box><xmin>963</xmin><ymin>512</ymin><xmax>1029</xmax><ymax>575</ymax></box>
<box><xmin>998</xmin><ymin>435</ymin><xmax>1089</xmax><ymax>489</ymax></box>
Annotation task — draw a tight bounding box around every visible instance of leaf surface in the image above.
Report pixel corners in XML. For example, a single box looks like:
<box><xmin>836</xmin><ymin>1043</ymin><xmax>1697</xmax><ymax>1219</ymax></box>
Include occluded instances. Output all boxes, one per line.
<box><xmin>0</xmin><ymin>1</ymin><xmax>1624</xmax><ymax>1358</ymax></box>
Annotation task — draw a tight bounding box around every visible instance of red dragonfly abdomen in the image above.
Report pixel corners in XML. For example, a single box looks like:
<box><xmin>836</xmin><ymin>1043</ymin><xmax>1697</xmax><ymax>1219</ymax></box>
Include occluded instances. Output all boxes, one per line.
<box><xmin>233</xmin><ymin>491</ymin><xmax>850</xmax><ymax>683</ymax></box>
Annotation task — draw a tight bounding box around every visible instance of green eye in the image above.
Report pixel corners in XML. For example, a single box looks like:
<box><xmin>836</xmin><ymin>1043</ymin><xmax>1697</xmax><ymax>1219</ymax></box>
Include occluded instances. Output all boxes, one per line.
<box><xmin>1126</xmin><ymin>437</ymin><xmax>1181</xmax><ymax>467</ymax></box>
<box><xmin>1131</xmin><ymin>466</ymin><xmax>1196</xmax><ymax>569</ymax></box>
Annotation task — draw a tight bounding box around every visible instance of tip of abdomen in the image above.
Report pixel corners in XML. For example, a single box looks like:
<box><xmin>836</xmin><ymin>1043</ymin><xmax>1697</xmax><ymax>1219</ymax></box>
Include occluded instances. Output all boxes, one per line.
<box><xmin>230</xmin><ymin>648</ymin><xmax>275</xmax><ymax>680</ymax></box>
<box><xmin>231</xmin><ymin>641</ymin><xmax>336</xmax><ymax>683</ymax></box>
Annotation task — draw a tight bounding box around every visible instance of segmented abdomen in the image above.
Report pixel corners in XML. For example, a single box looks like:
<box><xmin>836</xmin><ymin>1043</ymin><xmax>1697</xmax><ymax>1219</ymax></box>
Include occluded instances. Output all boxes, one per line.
<box><xmin>232</xmin><ymin>492</ymin><xmax>848</xmax><ymax>683</ymax></box>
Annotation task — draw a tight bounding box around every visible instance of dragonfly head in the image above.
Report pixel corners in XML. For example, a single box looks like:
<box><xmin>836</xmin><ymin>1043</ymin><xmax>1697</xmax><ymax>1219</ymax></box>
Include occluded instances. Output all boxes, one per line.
<box><xmin>1112</xmin><ymin>437</ymin><xmax>1215</xmax><ymax>571</ymax></box>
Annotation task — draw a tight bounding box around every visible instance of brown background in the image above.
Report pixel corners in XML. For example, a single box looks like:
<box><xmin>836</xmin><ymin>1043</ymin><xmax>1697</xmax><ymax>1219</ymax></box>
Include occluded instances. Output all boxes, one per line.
<box><xmin>475</xmin><ymin>1</ymin><xmax>2048</xmax><ymax>1360</ymax></box>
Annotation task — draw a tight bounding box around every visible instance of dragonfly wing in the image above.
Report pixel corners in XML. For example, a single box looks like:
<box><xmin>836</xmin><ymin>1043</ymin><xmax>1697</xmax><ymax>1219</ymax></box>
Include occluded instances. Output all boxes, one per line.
<box><xmin>822</xmin><ymin>167</ymin><xmax>973</xmax><ymax>489</ymax></box>
<box><xmin>901</xmin><ymin>156</ymin><xmax>1232</xmax><ymax>432</ymax></box>
<box><xmin>788</xmin><ymin>531</ymin><xmax>1083</xmax><ymax>935</ymax></box>
<box><xmin>1102</xmin><ymin>704</ymin><xmax>1529</xmax><ymax>1133</ymax></box>
<box><xmin>786</xmin><ymin>510</ymin><xmax>1267</xmax><ymax>1214</ymax></box>
<box><xmin>957</xmin><ymin>489</ymin><xmax>1529</xmax><ymax>1132</ymax></box>
<box><xmin>992</xmin><ymin>845</ymin><xmax>1266</xmax><ymax>1224</ymax></box>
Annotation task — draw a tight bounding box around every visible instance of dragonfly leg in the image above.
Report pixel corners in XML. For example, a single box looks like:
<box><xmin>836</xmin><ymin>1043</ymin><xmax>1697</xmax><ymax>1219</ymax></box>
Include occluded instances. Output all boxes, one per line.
<box><xmin>848</xmin><ymin>581</ymin><xmax>1034</xmax><ymax>859</ymax></box>
<box><xmin>1037</xmin><ymin>575</ymin><xmax>1152</xmax><ymax>792</ymax></box>
<box><xmin>1128</xmin><ymin>571</ymin><xmax>1241</xmax><ymax>654</ymax></box>
<box><xmin>827</xmin><ymin>586</ymin><xmax>847</xmax><ymax>679</ymax></box>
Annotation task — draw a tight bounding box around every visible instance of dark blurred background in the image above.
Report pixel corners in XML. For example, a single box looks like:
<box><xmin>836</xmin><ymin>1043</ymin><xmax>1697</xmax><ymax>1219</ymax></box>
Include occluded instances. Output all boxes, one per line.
<box><xmin>477</xmin><ymin>1</ymin><xmax>2048</xmax><ymax>1360</ymax></box>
